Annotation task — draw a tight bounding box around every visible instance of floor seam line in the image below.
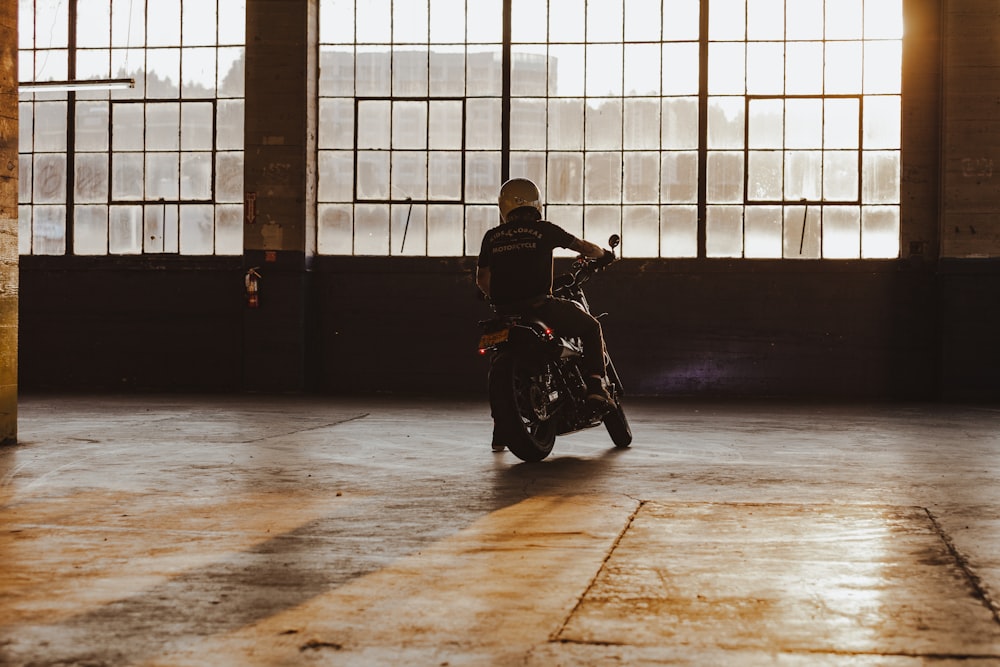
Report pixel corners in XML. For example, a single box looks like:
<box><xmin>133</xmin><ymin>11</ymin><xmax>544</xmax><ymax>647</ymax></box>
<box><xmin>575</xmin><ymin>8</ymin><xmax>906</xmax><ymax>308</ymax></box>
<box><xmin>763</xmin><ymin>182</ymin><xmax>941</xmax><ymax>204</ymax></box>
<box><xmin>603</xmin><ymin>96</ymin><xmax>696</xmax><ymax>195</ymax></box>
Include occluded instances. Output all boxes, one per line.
<box><xmin>924</xmin><ymin>506</ymin><xmax>1000</xmax><ymax>627</ymax></box>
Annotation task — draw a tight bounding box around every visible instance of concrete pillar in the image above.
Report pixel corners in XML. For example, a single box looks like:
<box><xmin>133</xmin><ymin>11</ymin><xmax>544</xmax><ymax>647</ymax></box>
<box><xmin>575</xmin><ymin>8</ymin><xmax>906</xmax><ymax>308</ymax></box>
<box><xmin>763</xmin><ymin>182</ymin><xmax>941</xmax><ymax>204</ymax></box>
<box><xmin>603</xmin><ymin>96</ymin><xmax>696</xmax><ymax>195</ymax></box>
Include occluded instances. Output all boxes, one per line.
<box><xmin>243</xmin><ymin>0</ymin><xmax>317</xmax><ymax>391</ymax></box>
<box><xmin>0</xmin><ymin>0</ymin><xmax>17</xmax><ymax>444</ymax></box>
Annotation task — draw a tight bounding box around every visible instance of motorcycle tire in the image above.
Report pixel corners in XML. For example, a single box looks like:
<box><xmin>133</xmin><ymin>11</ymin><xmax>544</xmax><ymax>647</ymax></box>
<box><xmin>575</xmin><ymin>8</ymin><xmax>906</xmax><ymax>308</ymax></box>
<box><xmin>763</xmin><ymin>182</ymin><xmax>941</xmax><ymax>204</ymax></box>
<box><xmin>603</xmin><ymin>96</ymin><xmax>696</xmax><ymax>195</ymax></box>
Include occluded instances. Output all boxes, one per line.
<box><xmin>604</xmin><ymin>400</ymin><xmax>632</xmax><ymax>448</ymax></box>
<box><xmin>489</xmin><ymin>354</ymin><xmax>557</xmax><ymax>462</ymax></box>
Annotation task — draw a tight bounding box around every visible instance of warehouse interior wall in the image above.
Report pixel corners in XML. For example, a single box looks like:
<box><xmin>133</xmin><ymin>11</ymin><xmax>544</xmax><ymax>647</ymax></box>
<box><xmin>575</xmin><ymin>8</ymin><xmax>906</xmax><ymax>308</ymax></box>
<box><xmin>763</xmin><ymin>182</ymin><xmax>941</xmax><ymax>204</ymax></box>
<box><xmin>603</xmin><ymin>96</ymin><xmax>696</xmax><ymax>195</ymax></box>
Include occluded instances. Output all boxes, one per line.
<box><xmin>12</xmin><ymin>0</ymin><xmax>1000</xmax><ymax>403</ymax></box>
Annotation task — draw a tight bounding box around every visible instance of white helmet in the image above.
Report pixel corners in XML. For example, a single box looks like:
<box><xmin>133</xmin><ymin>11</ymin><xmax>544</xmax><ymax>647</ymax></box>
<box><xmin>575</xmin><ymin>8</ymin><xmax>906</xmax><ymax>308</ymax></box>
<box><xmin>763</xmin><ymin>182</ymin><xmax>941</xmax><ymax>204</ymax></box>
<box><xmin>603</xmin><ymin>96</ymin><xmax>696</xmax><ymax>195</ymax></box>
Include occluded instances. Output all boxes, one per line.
<box><xmin>498</xmin><ymin>178</ymin><xmax>542</xmax><ymax>222</ymax></box>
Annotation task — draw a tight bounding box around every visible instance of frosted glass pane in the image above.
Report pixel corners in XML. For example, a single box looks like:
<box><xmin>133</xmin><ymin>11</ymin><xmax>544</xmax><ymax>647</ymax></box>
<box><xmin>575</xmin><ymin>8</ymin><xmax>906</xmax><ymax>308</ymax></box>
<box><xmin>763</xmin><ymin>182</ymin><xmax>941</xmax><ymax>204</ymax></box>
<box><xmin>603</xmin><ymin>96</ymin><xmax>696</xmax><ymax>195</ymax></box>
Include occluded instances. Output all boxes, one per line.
<box><xmin>662</xmin><ymin>43</ymin><xmax>699</xmax><ymax>95</ymax></box>
<box><xmin>33</xmin><ymin>154</ymin><xmax>66</xmax><ymax>204</ymax></box>
<box><xmin>625</xmin><ymin>0</ymin><xmax>661</xmax><ymax>42</ymax></box>
<box><xmin>863</xmin><ymin>96</ymin><xmax>901</xmax><ymax>149</ymax></box>
<box><xmin>112</xmin><ymin>0</ymin><xmax>145</xmax><ymax>48</ymax></box>
<box><xmin>32</xmin><ymin>206</ymin><xmax>66</xmax><ymax>255</ymax></box>
<box><xmin>144</xmin><ymin>203</ymin><xmax>178</xmax><ymax>252</ymax></box>
<box><xmin>390</xmin><ymin>151</ymin><xmax>428</xmax><ymax>200</ymax></box>
<box><xmin>512</xmin><ymin>0</ymin><xmax>547</xmax><ymax>43</ymax></box>
<box><xmin>465</xmin><ymin>205</ymin><xmax>499</xmax><ymax>257</ymax></box>
<box><xmin>392</xmin><ymin>101</ymin><xmax>428</xmax><ymax>150</ymax></box>
<box><xmin>427</xmin><ymin>204</ymin><xmax>464</xmax><ymax>256</ymax></box>
<box><xmin>319</xmin><ymin>98</ymin><xmax>355</xmax><ymax>149</ymax></box>
<box><xmin>622</xmin><ymin>206</ymin><xmax>659</xmax><ymax>258</ymax></box>
<box><xmin>747</xmin><ymin>42</ymin><xmax>784</xmax><ymax>95</ymax></box>
<box><xmin>357</xmin><ymin>100</ymin><xmax>390</xmax><ymax>149</ymax></box>
<box><xmin>823</xmin><ymin>151</ymin><xmax>859</xmax><ymax>202</ymax></box>
<box><xmin>356</xmin><ymin>0</ymin><xmax>390</xmax><ymax>42</ymax></box>
<box><xmin>320</xmin><ymin>47</ymin><xmax>354</xmax><ymax>96</ymax></box>
<box><xmin>317</xmin><ymin>150</ymin><xmax>353</xmax><ymax>202</ymax></box>
<box><xmin>216</xmin><ymin>152</ymin><xmax>244</xmax><ymax>203</ymax></box>
<box><xmin>861</xmin><ymin>206</ymin><xmax>899</xmax><ymax>258</ymax></box>
<box><xmin>356</xmin><ymin>47</ymin><xmax>391</xmax><ymax>97</ymax></box>
<box><xmin>708</xmin><ymin>97</ymin><xmax>744</xmax><ymax>149</ymax></box>
<box><xmin>825</xmin><ymin>99</ymin><xmax>860</xmax><ymax>149</ymax></box>
<box><xmin>585</xmin><ymin>44</ymin><xmax>623</xmax><ymax>96</ymax></box>
<box><xmin>585</xmin><ymin>99</ymin><xmax>622</xmax><ymax>150</ymax></box>
<box><xmin>823</xmin><ymin>206</ymin><xmax>861</xmax><ymax>259</ymax></box>
<box><xmin>467</xmin><ymin>0</ymin><xmax>501</xmax><ymax>42</ymax></box>
<box><xmin>147</xmin><ymin>0</ymin><xmax>180</xmax><ymax>47</ymax></box>
<box><xmin>547</xmin><ymin>152</ymin><xmax>584</xmax><ymax>204</ymax></box>
<box><xmin>112</xmin><ymin>153</ymin><xmax>144</xmax><ymax>199</ymax></box>
<box><xmin>709</xmin><ymin>0</ymin><xmax>745</xmax><ymax>40</ymax></box>
<box><xmin>584</xmin><ymin>152</ymin><xmax>622</xmax><ymax>204</ymax></box>
<box><xmin>392</xmin><ymin>203</ymin><xmax>425</xmax><ymax>255</ymax></box>
<box><xmin>180</xmin><ymin>152</ymin><xmax>211</xmax><ymax>199</ymax></box>
<box><xmin>181</xmin><ymin>103</ymin><xmax>213</xmax><ymax>150</ymax></box>
<box><xmin>509</xmin><ymin>152</ymin><xmax>546</xmax><ymax>189</ymax></box>
<box><xmin>74</xmin><ymin>153</ymin><xmax>109</xmax><ymax>203</ymax></box>
<box><xmin>511</xmin><ymin>98</ymin><xmax>547</xmax><ymax>149</ymax></box>
<box><xmin>318</xmin><ymin>204</ymin><xmax>353</xmax><ymax>255</ymax></box>
<box><xmin>826</xmin><ymin>0</ymin><xmax>863</xmax><ymax>40</ymax></box>
<box><xmin>430</xmin><ymin>0</ymin><xmax>465</xmax><ymax>43</ymax></box>
<box><xmin>784</xmin><ymin>204</ymin><xmax>821</xmax><ymax>258</ymax></box>
<box><xmin>74</xmin><ymin>205</ymin><xmax>108</xmax><ymax>255</ymax></box>
<box><xmin>660</xmin><ymin>205</ymin><xmax>697</xmax><ymax>257</ymax></box>
<box><xmin>862</xmin><ymin>151</ymin><xmax>900</xmax><ymax>204</ymax></box>
<box><xmin>706</xmin><ymin>151</ymin><xmax>743</xmax><ymax>203</ymax></box>
<box><xmin>428</xmin><ymin>151</ymin><xmax>462</xmax><ymax>200</ymax></box>
<box><xmin>179</xmin><ymin>204</ymin><xmax>213</xmax><ymax>254</ymax></box>
<box><xmin>429</xmin><ymin>47</ymin><xmax>465</xmax><ymax>96</ymax></box>
<box><xmin>549</xmin><ymin>45</ymin><xmax>585</xmax><ymax>96</ymax></box>
<box><xmin>218</xmin><ymin>47</ymin><xmax>244</xmax><ymax>98</ymax></box>
<box><xmin>354</xmin><ymin>204</ymin><xmax>390</xmax><ymax>255</ymax></box>
<box><xmin>18</xmin><ymin>156</ymin><xmax>31</xmax><ymax>203</ymax></box>
<box><xmin>624</xmin><ymin>44</ymin><xmax>660</xmax><ymax>96</ymax></box>
<box><xmin>392</xmin><ymin>49</ymin><xmax>428</xmax><ymax>96</ymax></box>
<box><xmin>216</xmin><ymin>100</ymin><xmax>244</xmax><ymax>150</ymax></box>
<box><xmin>744</xmin><ymin>206</ymin><xmax>782</xmax><ymax>258</ymax></box>
<box><xmin>825</xmin><ymin>42</ymin><xmax>862</xmax><ymax>94</ymax></box>
<box><xmin>356</xmin><ymin>151</ymin><xmax>390</xmax><ymax>199</ymax></box>
<box><xmin>660</xmin><ymin>152</ymin><xmax>698</xmax><ymax>203</ymax></box>
<box><xmin>467</xmin><ymin>48</ymin><xmax>501</xmax><ymax>96</ymax></box>
<box><xmin>785</xmin><ymin>98</ymin><xmax>823</xmax><ymax>149</ymax></box>
<box><xmin>18</xmin><ymin>206</ymin><xmax>31</xmax><ymax>254</ymax></box>
<box><xmin>145</xmin><ymin>153</ymin><xmax>179</xmax><ymax>199</ymax></box>
<box><xmin>747</xmin><ymin>151</ymin><xmax>782</xmax><ymax>201</ymax></box>
<box><xmin>76</xmin><ymin>102</ymin><xmax>109</xmax><ymax>151</ymax></box>
<box><xmin>19</xmin><ymin>102</ymin><xmax>32</xmax><ymax>151</ymax></box>
<box><xmin>147</xmin><ymin>103</ymin><xmax>180</xmax><ymax>151</ymax></box>
<box><xmin>215</xmin><ymin>204</ymin><xmax>243</xmax><ymax>255</ymax></box>
<box><xmin>109</xmin><ymin>205</ymin><xmax>142</xmax><ymax>254</ymax></box>
<box><xmin>583</xmin><ymin>206</ymin><xmax>621</xmax><ymax>246</ymax></box>
<box><xmin>661</xmin><ymin>97</ymin><xmax>698</xmax><ymax>149</ymax></box>
<box><xmin>786</xmin><ymin>0</ymin><xmax>823</xmax><ymax>40</ymax></box>
<box><xmin>465</xmin><ymin>98</ymin><xmax>501</xmax><ymax>149</ymax></box>
<box><xmin>706</xmin><ymin>206</ymin><xmax>743</xmax><ymax>258</ymax></box>
<box><xmin>786</xmin><ymin>42</ymin><xmax>823</xmax><ymax>95</ymax></box>
<box><xmin>34</xmin><ymin>0</ymin><xmax>68</xmax><ymax>48</ymax></box>
<box><xmin>747</xmin><ymin>0</ymin><xmax>784</xmax><ymax>40</ymax></box>
<box><xmin>113</xmin><ymin>104</ymin><xmax>144</xmax><ymax>151</ymax></box>
<box><xmin>464</xmin><ymin>151</ymin><xmax>500</xmax><ymax>202</ymax></box>
<box><xmin>748</xmin><ymin>98</ymin><xmax>783</xmax><ymax>149</ymax></box>
<box><xmin>35</xmin><ymin>102</ymin><xmax>67</xmax><ymax>151</ymax></box>
<box><xmin>784</xmin><ymin>150</ymin><xmax>822</xmax><ymax>201</ymax></box>
<box><xmin>623</xmin><ymin>152</ymin><xmax>659</xmax><ymax>204</ymax></box>
<box><xmin>624</xmin><ymin>99</ymin><xmax>660</xmax><ymax>150</ymax></box>
<box><xmin>547</xmin><ymin>206</ymin><xmax>583</xmax><ymax>255</ymax></box>
<box><xmin>548</xmin><ymin>98</ymin><xmax>584</xmax><ymax>150</ymax></box>
<box><xmin>708</xmin><ymin>43</ymin><xmax>744</xmax><ymax>95</ymax></box>
<box><xmin>865</xmin><ymin>0</ymin><xmax>903</xmax><ymax>39</ymax></box>
<box><xmin>864</xmin><ymin>41</ymin><xmax>901</xmax><ymax>94</ymax></box>
<box><xmin>511</xmin><ymin>46</ymin><xmax>547</xmax><ymax>96</ymax></box>
<box><xmin>663</xmin><ymin>0</ymin><xmax>698</xmax><ymax>40</ymax></box>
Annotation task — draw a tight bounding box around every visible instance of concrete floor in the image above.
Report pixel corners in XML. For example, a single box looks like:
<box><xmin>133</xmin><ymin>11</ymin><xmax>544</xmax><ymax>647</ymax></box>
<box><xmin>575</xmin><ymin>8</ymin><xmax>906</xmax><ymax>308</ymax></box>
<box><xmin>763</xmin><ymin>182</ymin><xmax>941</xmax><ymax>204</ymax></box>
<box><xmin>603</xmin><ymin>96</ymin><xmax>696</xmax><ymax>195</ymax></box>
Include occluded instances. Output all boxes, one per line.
<box><xmin>1</xmin><ymin>395</ymin><xmax>999</xmax><ymax>666</ymax></box>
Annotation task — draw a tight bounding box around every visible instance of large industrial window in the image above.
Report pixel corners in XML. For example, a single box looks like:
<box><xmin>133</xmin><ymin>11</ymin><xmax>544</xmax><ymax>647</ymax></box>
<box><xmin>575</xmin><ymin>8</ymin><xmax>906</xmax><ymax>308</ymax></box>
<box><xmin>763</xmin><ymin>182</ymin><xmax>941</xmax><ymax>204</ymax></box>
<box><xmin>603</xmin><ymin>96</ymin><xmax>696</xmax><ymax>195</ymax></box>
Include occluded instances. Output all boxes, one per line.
<box><xmin>317</xmin><ymin>0</ymin><xmax>902</xmax><ymax>259</ymax></box>
<box><xmin>18</xmin><ymin>0</ymin><xmax>245</xmax><ymax>256</ymax></box>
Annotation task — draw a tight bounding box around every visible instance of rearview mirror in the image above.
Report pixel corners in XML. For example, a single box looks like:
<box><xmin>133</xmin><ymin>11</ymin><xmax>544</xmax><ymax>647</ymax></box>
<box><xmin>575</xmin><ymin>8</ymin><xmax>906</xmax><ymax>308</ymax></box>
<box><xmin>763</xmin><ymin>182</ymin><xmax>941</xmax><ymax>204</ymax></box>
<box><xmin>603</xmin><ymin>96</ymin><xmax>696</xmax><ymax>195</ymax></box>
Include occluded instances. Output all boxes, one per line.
<box><xmin>608</xmin><ymin>234</ymin><xmax>620</xmax><ymax>249</ymax></box>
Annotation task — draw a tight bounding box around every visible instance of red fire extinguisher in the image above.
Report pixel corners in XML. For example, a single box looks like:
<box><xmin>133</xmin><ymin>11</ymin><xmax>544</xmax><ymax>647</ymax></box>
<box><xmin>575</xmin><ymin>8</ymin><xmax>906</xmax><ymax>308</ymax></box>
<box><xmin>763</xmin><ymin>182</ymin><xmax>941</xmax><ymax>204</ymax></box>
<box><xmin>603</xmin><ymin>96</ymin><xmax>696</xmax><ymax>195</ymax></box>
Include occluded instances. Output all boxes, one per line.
<box><xmin>245</xmin><ymin>267</ymin><xmax>261</xmax><ymax>308</ymax></box>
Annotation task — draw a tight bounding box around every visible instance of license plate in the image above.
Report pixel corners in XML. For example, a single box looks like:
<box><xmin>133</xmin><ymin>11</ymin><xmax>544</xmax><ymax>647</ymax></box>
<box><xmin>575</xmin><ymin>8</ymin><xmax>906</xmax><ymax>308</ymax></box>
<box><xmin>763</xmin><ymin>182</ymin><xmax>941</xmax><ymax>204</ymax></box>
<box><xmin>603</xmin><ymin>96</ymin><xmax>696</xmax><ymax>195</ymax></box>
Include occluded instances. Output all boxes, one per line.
<box><xmin>479</xmin><ymin>328</ymin><xmax>509</xmax><ymax>348</ymax></box>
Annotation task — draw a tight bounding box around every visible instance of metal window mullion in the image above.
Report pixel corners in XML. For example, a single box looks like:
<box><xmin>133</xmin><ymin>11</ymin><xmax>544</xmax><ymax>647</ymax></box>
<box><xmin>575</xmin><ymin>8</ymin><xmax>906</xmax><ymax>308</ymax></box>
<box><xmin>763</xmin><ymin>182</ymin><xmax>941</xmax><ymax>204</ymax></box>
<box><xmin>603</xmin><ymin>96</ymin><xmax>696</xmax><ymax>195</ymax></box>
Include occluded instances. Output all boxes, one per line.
<box><xmin>697</xmin><ymin>0</ymin><xmax>709</xmax><ymax>259</ymax></box>
<box><xmin>65</xmin><ymin>0</ymin><xmax>78</xmax><ymax>255</ymax></box>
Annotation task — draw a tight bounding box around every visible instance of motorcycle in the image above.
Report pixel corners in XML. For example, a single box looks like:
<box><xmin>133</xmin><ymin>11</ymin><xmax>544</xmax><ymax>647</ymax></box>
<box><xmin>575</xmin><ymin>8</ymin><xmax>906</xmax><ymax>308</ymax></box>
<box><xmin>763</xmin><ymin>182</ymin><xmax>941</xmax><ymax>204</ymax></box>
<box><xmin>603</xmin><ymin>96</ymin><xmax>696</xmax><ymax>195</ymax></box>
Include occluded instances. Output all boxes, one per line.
<box><xmin>477</xmin><ymin>235</ymin><xmax>632</xmax><ymax>462</ymax></box>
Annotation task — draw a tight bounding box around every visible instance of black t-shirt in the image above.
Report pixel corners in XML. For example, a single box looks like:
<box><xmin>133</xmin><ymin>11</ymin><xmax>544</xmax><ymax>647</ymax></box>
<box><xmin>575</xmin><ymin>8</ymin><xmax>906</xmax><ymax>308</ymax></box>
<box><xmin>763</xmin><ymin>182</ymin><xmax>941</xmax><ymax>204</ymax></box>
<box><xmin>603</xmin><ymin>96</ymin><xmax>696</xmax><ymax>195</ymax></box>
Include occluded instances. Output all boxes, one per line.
<box><xmin>478</xmin><ymin>218</ymin><xmax>577</xmax><ymax>306</ymax></box>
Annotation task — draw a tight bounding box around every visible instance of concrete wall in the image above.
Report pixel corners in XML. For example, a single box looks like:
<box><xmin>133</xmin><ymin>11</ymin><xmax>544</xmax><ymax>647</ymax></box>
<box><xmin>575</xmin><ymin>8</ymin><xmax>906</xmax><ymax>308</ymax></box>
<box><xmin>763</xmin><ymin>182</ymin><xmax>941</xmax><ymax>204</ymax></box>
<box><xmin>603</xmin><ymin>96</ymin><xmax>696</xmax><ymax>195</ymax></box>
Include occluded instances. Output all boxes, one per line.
<box><xmin>0</xmin><ymin>0</ymin><xmax>16</xmax><ymax>443</ymax></box>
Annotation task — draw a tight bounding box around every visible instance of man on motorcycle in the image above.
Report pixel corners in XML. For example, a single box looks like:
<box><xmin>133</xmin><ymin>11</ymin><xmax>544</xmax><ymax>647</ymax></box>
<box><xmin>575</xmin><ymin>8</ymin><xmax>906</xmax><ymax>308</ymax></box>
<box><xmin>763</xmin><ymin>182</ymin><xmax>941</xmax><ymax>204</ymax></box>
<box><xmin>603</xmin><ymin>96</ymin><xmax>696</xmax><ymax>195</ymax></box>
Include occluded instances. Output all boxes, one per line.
<box><xmin>476</xmin><ymin>177</ymin><xmax>613</xmax><ymax>407</ymax></box>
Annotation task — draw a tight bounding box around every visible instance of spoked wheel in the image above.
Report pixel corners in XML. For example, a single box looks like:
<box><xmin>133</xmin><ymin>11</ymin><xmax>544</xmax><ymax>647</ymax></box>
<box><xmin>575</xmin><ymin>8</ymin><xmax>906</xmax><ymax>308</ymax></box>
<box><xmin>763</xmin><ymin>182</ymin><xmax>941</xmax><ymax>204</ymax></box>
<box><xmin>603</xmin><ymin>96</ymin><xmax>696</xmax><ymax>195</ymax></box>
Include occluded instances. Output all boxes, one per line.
<box><xmin>489</xmin><ymin>354</ymin><xmax>557</xmax><ymax>462</ymax></box>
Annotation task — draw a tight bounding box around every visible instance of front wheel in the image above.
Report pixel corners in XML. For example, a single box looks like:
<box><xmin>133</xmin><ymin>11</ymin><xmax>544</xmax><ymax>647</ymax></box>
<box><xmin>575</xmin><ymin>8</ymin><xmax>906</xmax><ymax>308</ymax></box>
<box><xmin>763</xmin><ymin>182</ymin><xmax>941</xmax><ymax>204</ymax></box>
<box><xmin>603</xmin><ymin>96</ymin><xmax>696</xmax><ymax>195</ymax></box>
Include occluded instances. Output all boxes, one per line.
<box><xmin>489</xmin><ymin>354</ymin><xmax>557</xmax><ymax>462</ymax></box>
<box><xmin>604</xmin><ymin>400</ymin><xmax>632</xmax><ymax>448</ymax></box>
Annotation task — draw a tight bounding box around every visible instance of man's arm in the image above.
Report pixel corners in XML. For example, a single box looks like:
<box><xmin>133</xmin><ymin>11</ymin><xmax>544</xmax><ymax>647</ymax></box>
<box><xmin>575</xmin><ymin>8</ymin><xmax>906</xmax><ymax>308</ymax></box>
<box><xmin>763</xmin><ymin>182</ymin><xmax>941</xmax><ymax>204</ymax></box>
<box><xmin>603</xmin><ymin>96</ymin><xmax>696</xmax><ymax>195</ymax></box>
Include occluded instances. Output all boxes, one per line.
<box><xmin>476</xmin><ymin>266</ymin><xmax>491</xmax><ymax>298</ymax></box>
<box><xmin>570</xmin><ymin>238</ymin><xmax>606</xmax><ymax>259</ymax></box>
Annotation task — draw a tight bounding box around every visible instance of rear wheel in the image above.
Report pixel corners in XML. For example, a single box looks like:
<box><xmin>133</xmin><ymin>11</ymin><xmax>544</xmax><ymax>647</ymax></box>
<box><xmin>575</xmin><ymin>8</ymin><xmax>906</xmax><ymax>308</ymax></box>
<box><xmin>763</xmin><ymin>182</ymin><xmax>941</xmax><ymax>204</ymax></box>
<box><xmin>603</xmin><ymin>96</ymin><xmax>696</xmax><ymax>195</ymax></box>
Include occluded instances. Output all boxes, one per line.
<box><xmin>489</xmin><ymin>354</ymin><xmax>557</xmax><ymax>462</ymax></box>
